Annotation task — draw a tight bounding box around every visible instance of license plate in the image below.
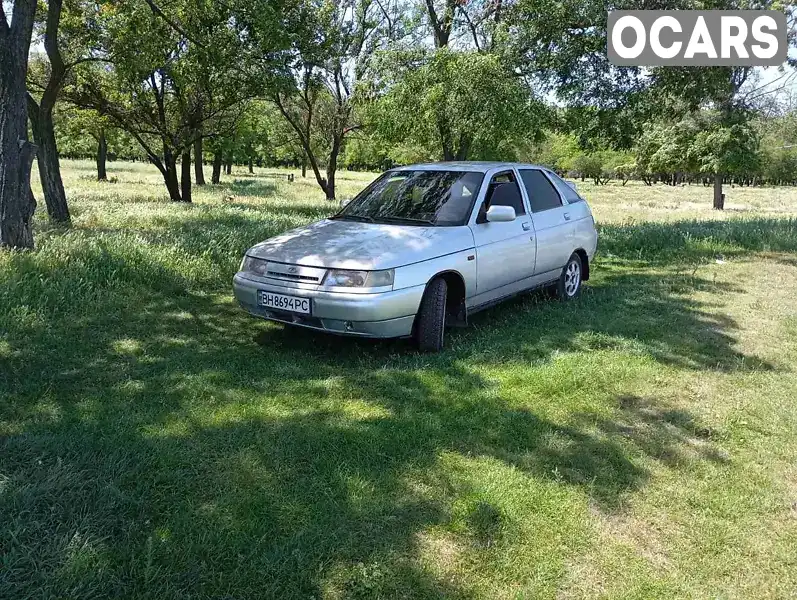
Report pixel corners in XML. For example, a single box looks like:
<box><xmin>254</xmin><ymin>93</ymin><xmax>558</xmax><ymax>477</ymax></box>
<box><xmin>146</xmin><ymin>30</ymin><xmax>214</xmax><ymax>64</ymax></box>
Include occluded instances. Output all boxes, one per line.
<box><xmin>258</xmin><ymin>291</ymin><xmax>311</xmax><ymax>314</ymax></box>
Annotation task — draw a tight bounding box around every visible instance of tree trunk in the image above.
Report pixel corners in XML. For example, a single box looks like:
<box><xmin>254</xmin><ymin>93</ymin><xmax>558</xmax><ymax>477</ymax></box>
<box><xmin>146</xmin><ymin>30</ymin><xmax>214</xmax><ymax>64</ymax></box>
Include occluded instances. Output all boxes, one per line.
<box><xmin>225</xmin><ymin>157</ymin><xmax>232</xmax><ymax>175</ymax></box>
<box><xmin>161</xmin><ymin>147</ymin><xmax>182</xmax><ymax>202</ymax></box>
<box><xmin>0</xmin><ymin>0</ymin><xmax>38</xmax><ymax>249</ymax></box>
<box><xmin>248</xmin><ymin>156</ymin><xmax>254</xmax><ymax>174</ymax></box>
<box><xmin>181</xmin><ymin>150</ymin><xmax>192</xmax><ymax>204</ymax></box>
<box><xmin>194</xmin><ymin>138</ymin><xmax>205</xmax><ymax>186</ymax></box>
<box><xmin>324</xmin><ymin>136</ymin><xmax>342</xmax><ymax>201</ymax></box>
<box><xmin>713</xmin><ymin>173</ymin><xmax>725</xmax><ymax>210</ymax></box>
<box><xmin>27</xmin><ymin>97</ymin><xmax>70</xmax><ymax>223</ymax></box>
<box><xmin>26</xmin><ymin>0</ymin><xmax>71</xmax><ymax>224</ymax></box>
<box><xmin>96</xmin><ymin>129</ymin><xmax>108</xmax><ymax>181</ymax></box>
<box><xmin>211</xmin><ymin>152</ymin><xmax>222</xmax><ymax>184</ymax></box>
<box><xmin>301</xmin><ymin>156</ymin><xmax>307</xmax><ymax>177</ymax></box>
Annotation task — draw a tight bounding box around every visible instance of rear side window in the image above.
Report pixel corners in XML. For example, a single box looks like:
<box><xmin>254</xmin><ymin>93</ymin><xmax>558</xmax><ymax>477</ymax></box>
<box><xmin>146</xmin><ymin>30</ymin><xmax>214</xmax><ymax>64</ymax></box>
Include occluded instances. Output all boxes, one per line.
<box><xmin>480</xmin><ymin>171</ymin><xmax>526</xmax><ymax>221</ymax></box>
<box><xmin>519</xmin><ymin>170</ymin><xmax>563</xmax><ymax>213</ymax></box>
<box><xmin>545</xmin><ymin>171</ymin><xmax>584</xmax><ymax>203</ymax></box>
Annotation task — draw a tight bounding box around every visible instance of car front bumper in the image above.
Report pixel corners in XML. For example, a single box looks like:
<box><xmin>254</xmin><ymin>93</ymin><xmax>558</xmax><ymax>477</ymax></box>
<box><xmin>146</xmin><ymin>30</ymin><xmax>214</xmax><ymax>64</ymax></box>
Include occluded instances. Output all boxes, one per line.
<box><xmin>232</xmin><ymin>273</ymin><xmax>424</xmax><ymax>338</ymax></box>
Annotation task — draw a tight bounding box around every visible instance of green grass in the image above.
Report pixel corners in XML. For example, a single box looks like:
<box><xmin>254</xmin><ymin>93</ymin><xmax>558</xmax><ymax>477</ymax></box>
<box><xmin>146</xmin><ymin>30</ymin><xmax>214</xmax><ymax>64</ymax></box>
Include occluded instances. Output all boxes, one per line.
<box><xmin>2</xmin><ymin>160</ymin><xmax>797</xmax><ymax>599</ymax></box>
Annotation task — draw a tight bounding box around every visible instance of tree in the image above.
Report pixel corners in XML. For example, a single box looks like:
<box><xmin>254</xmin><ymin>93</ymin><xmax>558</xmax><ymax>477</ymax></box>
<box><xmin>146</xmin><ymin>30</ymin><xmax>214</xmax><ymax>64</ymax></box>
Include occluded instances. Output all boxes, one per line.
<box><xmin>372</xmin><ymin>49</ymin><xmax>546</xmax><ymax>161</ymax></box>
<box><xmin>571</xmin><ymin>152</ymin><xmax>613</xmax><ymax>185</ymax></box>
<box><xmin>1</xmin><ymin>0</ymin><xmax>38</xmax><ymax>249</ymax></box>
<box><xmin>420</xmin><ymin>0</ymin><xmax>505</xmax><ymax>51</ymax></box>
<box><xmin>690</xmin><ymin>112</ymin><xmax>761</xmax><ymax>198</ymax></box>
<box><xmin>26</xmin><ymin>0</ymin><xmax>101</xmax><ymax>224</ymax></box>
<box><xmin>54</xmin><ymin>105</ymin><xmax>111</xmax><ymax>180</ymax></box>
<box><xmin>255</xmin><ymin>0</ymin><xmax>398</xmax><ymax>200</ymax></box>
<box><xmin>68</xmin><ymin>0</ymin><xmax>260</xmax><ymax>202</ymax></box>
<box><xmin>54</xmin><ymin>102</ymin><xmax>145</xmax><ymax>171</ymax></box>
<box><xmin>523</xmin><ymin>131</ymin><xmax>580</xmax><ymax>174</ymax></box>
<box><xmin>506</xmin><ymin>0</ymin><xmax>650</xmax><ymax>151</ymax></box>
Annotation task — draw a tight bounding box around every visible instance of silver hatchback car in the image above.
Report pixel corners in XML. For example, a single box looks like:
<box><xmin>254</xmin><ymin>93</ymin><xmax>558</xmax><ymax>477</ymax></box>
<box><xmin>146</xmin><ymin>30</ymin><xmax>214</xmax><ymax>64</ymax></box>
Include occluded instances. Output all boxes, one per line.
<box><xmin>233</xmin><ymin>162</ymin><xmax>598</xmax><ymax>351</ymax></box>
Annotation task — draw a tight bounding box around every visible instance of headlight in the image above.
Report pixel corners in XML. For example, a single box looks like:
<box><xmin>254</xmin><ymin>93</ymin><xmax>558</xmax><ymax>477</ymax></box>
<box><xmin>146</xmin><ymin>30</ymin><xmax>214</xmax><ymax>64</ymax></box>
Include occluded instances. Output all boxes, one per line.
<box><xmin>240</xmin><ymin>255</ymin><xmax>269</xmax><ymax>276</ymax></box>
<box><xmin>323</xmin><ymin>269</ymin><xmax>394</xmax><ymax>288</ymax></box>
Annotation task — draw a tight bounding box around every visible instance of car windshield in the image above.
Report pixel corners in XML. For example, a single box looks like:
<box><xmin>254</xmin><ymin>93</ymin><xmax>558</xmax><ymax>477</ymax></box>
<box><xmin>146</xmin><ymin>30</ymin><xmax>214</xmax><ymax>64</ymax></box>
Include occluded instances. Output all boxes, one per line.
<box><xmin>334</xmin><ymin>170</ymin><xmax>485</xmax><ymax>226</ymax></box>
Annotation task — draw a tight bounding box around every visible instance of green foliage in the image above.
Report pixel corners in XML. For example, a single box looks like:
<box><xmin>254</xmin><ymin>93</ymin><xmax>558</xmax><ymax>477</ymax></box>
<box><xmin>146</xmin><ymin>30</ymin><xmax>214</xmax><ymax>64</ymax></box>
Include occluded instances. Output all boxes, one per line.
<box><xmin>53</xmin><ymin>105</ymin><xmax>144</xmax><ymax>160</ymax></box>
<box><xmin>341</xmin><ymin>133</ymin><xmax>390</xmax><ymax>171</ymax></box>
<box><xmin>568</xmin><ymin>149</ymin><xmax>631</xmax><ymax>185</ymax></box>
<box><xmin>523</xmin><ymin>132</ymin><xmax>579</xmax><ymax>173</ymax></box>
<box><xmin>68</xmin><ymin>0</ymin><xmax>269</xmax><ymax>181</ymax></box>
<box><xmin>691</xmin><ymin>119</ymin><xmax>760</xmax><ymax>177</ymax></box>
<box><xmin>634</xmin><ymin>111</ymin><xmax>760</xmax><ymax>183</ymax></box>
<box><xmin>372</xmin><ymin>49</ymin><xmax>547</xmax><ymax>161</ymax></box>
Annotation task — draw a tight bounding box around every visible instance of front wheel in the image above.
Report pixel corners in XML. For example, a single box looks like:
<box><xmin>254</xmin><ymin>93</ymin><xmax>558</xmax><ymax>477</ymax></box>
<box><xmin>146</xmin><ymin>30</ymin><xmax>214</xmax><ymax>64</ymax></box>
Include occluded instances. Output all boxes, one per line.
<box><xmin>555</xmin><ymin>253</ymin><xmax>583</xmax><ymax>301</ymax></box>
<box><xmin>414</xmin><ymin>278</ymin><xmax>447</xmax><ymax>352</ymax></box>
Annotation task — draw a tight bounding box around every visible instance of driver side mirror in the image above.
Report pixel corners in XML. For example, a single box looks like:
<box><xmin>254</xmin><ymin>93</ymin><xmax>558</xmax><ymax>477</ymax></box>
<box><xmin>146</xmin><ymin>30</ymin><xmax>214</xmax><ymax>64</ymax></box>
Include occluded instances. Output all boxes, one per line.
<box><xmin>486</xmin><ymin>205</ymin><xmax>516</xmax><ymax>223</ymax></box>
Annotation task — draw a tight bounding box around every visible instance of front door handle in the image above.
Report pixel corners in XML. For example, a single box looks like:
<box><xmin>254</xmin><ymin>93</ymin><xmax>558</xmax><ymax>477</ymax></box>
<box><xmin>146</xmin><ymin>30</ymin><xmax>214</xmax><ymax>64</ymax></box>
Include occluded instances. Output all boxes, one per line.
<box><xmin>564</xmin><ymin>212</ymin><xmax>571</xmax><ymax>221</ymax></box>
<box><xmin>522</xmin><ymin>222</ymin><xmax>531</xmax><ymax>231</ymax></box>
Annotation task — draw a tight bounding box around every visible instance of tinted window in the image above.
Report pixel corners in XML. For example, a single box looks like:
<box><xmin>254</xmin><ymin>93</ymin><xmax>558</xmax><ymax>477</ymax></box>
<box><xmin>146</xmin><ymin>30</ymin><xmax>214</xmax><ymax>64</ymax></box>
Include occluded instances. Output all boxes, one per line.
<box><xmin>337</xmin><ymin>170</ymin><xmax>484</xmax><ymax>226</ymax></box>
<box><xmin>479</xmin><ymin>172</ymin><xmax>525</xmax><ymax>221</ymax></box>
<box><xmin>519</xmin><ymin>170</ymin><xmax>563</xmax><ymax>213</ymax></box>
<box><xmin>545</xmin><ymin>171</ymin><xmax>584</xmax><ymax>203</ymax></box>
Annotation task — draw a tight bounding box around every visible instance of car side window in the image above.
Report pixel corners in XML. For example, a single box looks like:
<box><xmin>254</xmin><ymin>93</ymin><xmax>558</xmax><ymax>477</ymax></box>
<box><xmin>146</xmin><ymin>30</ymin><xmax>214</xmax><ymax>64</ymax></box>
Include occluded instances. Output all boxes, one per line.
<box><xmin>478</xmin><ymin>172</ymin><xmax>526</xmax><ymax>222</ymax></box>
<box><xmin>545</xmin><ymin>171</ymin><xmax>584</xmax><ymax>203</ymax></box>
<box><xmin>519</xmin><ymin>169</ymin><xmax>564</xmax><ymax>213</ymax></box>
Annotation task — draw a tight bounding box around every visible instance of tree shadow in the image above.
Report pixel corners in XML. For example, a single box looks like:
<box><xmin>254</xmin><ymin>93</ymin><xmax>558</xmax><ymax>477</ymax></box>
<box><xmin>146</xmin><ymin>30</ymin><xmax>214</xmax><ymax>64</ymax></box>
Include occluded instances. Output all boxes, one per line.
<box><xmin>259</xmin><ymin>262</ymin><xmax>774</xmax><ymax>373</ymax></box>
<box><xmin>214</xmin><ymin>178</ymin><xmax>279</xmax><ymax>198</ymax></box>
<box><xmin>1</xmin><ymin>214</ymin><xmax>791</xmax><ymax>597</ymax></box>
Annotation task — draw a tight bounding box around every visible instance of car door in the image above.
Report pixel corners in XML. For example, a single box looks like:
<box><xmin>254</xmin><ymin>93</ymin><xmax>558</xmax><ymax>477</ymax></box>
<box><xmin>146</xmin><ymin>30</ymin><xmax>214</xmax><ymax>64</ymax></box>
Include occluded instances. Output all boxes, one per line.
<box><xmin>467</xmin><ymin>170</ymin><xmax>536</xmax><ymax>307</ymax></box>
<box><xmin>543</xmin><ymin>171</ymin><xmax>598</xmax><ymax>258</ymax></box>
<box><xmin>518</xmin><ymin>168</ymin><xmax>573</xmax><ymax>279</ymax></box>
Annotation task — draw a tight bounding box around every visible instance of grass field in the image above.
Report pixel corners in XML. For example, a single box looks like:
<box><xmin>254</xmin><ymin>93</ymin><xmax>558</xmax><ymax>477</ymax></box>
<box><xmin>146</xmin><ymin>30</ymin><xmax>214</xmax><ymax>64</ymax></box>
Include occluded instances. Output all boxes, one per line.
<box><xmin>2</xmin><ymin>160</ymin><xmax>797</xmax><ymax>599</ymax></box>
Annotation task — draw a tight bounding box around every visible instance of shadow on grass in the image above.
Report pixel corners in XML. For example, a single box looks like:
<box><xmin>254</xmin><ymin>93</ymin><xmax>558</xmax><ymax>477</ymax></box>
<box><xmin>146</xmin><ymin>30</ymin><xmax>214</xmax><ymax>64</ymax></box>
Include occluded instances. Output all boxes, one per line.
<box><xmin>0</xmin><ymin>214</ymin><xmax>791</xmax><ymax>597</ymax></box>
<box><xmin>214</xmin><ymin>178</ymin><xmax>279</xmax><ymax>198</ymax></box>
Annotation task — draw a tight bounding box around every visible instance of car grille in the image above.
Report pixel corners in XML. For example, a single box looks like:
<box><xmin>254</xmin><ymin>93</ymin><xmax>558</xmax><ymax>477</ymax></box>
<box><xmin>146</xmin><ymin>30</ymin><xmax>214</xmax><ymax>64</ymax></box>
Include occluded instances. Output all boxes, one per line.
<box><xmin>266</xmin><ymin>270</ymin><xmax>319</xmax><ymax>283</ymax></box>
<box><xmin>264</xmin><ymin>263</ymin><xmax>327</xmax><ymax>284</ymax></box>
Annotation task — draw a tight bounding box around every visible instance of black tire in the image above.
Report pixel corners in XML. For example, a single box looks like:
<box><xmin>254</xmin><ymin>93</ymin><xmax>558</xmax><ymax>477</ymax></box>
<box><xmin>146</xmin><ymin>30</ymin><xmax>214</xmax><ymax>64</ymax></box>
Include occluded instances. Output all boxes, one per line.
<box><xmin>555</xmin><ymin>253</ymin><xmax>583</xmax><ymax>301</ymax></box>
<box><xmin>414</xmin><ymin>278</ymin><xmax>447</xmax><ymax>352</ymax></box>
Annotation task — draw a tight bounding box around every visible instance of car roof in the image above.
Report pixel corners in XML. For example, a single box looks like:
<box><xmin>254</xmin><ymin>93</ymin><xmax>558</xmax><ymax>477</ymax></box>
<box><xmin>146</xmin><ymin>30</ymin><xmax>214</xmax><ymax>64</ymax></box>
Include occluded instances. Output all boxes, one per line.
<box><xmin>390</xmin><ymin>162</ymin><xmax>551</xmax><ymax>174</ymax></box>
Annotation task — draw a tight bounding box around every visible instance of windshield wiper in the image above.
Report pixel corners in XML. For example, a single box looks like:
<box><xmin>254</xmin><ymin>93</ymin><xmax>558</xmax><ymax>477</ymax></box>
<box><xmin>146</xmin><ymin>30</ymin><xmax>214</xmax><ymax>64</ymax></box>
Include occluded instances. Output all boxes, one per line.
<box><xmin>331</xmin><ymin>214</ymin><xmax>375</xmax><ymax>223</ymax></box>
<box><xmin>377</xmin><ymin>216</ymin><xmax>436</xmax><ymax>226</ymax></box>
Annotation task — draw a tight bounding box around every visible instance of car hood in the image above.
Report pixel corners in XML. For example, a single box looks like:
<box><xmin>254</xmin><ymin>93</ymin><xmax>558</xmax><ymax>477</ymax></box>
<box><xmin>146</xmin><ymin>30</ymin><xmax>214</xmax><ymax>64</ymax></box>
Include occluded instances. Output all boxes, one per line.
<box><xmin>247</xmin><ymin>219</ymin><xmax>475</xmax><ymax>270</ymax></box>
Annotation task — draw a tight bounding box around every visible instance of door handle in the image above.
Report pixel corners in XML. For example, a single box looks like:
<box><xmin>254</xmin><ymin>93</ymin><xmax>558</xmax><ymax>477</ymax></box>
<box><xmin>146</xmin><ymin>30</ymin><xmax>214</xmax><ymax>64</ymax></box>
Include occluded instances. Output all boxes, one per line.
<box><xmin>522</xmin><ymin>222</ymin><xmax>531</xmax><ymax>231</ymax></box>
<box><xmin>564</xmin><ymin>212</ymin><xmax>571</xmax><ymax>221</ymax></box>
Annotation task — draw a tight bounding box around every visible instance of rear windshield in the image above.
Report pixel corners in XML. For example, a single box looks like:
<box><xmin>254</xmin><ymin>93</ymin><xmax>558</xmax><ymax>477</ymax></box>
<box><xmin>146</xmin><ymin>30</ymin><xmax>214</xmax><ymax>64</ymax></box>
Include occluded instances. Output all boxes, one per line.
<box><xmin>335</xmin><ymin>170</ymin><xmax>485</xmax><ymax>226</ymax></box>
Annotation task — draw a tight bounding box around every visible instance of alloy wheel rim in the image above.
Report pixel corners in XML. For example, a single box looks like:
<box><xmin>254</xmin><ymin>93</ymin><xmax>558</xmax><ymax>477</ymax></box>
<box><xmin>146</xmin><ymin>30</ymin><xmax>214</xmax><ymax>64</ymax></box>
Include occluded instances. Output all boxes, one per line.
<box><xmin>564</xmin><ymin>261</ymin><xmax>580</xmax><ymax>296</ymax></box>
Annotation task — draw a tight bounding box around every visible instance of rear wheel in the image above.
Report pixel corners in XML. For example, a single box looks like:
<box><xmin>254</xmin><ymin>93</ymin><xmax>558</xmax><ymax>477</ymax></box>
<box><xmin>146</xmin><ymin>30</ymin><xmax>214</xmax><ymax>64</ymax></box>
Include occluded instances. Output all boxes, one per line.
<box><xmin>414</xmin><ymin>278</ymin><xmax>447</xmax><ymax>352</ymax></box>
<box><xmin>555</xmin><ymin>253</ymin><xmax>583</xmax><ymax>301</ymax></box>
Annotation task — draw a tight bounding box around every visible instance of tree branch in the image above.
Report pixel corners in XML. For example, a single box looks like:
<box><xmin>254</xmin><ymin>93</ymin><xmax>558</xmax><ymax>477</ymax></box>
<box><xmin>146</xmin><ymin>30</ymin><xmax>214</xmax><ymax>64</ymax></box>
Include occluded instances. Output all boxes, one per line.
<box><xmin>44</xmin><ymin>0</ymin><xmax>65</xmax><ymax>75</ymax></box>
<box><xmin>460</xmin><ymin>7</ymin><xmax>482</xmax><ymax>52</ymax></box>
<box><xmin>38</xmin><ymin>0</ymin><xmax>66</xmax><ymax>114</ymax></box>
<box><xmin>143</xmin><ymin>0</ymin><xmax>205</xmax><ymax>47</ymax></box>
<box><xmin>424</xmin><ymin>0</ymin><xmax>445</xmax><ymax>47</ymax></box>
<box><xmin>65</xmin><ymin>56</ymin><xmax>112</xmax><ymax>70</ymax></box>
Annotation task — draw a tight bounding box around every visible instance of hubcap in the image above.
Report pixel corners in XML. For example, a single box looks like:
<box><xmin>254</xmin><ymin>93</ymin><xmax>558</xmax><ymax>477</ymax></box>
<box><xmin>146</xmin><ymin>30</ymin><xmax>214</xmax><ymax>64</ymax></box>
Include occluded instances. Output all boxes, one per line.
<box><xmin>564</xmin><ymin>260</ymin><xmax>580</xmax><ymax>296</ymax></box>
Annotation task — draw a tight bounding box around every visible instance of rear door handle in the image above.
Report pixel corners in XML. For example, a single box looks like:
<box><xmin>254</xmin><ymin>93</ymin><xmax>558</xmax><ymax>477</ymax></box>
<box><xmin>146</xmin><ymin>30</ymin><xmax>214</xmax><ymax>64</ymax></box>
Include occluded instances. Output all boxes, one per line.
<box><xmin>522</xmin><ymin>222</ymin><xmax>531</xmax><ymax>231</ymax></box>
<box><xmin>564</xmin><ymin>213</ymin><xmax>571</xmax><ymax>221</ymax></box>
